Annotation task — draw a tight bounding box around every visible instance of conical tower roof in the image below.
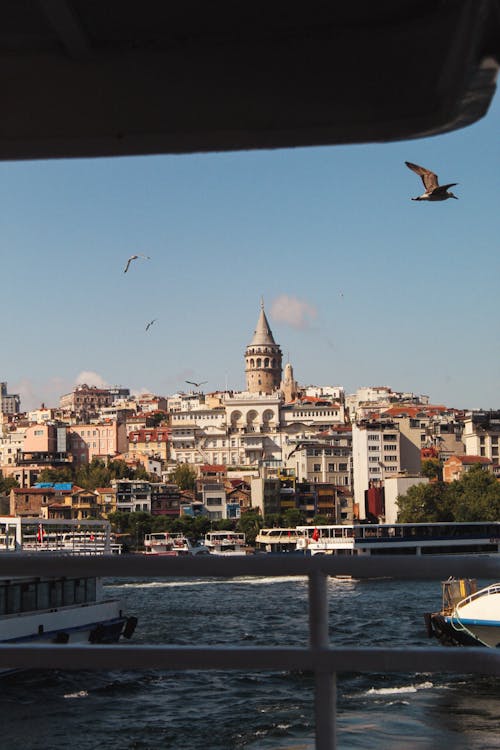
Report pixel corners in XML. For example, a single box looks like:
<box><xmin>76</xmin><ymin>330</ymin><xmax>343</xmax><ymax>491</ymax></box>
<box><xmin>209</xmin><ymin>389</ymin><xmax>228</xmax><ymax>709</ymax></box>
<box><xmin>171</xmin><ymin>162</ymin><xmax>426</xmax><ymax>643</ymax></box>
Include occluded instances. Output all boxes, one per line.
<box><xmin>249</xmin><ymin>301</ymin><xmax>276</xmax><ymax>346</ymax></box>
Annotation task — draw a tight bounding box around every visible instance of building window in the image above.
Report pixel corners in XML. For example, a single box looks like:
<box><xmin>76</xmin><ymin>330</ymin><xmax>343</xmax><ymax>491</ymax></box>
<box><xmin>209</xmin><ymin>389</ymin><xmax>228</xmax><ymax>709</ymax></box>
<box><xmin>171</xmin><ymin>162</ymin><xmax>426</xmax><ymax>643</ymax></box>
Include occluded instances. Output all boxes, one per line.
<box><xmin>313</xmin><ymin>464</ymin><xmax>321</xmax><ymax>472</ymax></box>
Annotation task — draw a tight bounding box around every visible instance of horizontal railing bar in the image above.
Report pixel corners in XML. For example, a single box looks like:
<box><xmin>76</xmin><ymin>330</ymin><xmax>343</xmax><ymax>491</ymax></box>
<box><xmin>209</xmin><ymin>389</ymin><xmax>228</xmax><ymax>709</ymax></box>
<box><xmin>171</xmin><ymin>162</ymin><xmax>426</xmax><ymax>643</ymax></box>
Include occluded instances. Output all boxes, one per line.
<box><xmin>0</xmin><ymin>644</ymin><xmax>498</xmax><ymax>674</ymax></box>
<box><xmin>0</xmin><ymin>553</ymin><xmax>499</xmax><ymax>579</ymax></box>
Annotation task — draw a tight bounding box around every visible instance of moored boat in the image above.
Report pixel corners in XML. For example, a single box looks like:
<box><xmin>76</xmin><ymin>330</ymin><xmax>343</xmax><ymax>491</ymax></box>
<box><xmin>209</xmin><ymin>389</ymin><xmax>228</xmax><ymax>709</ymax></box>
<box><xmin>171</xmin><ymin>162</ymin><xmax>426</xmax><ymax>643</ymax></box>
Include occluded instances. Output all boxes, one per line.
<box><xmin>295</xmin><ymin>521</ymin><xmax>500</xmax><ymax>556</ymax></box>
<box><xmin>425</xmin><ymin>578</ymin><xmax>500</xmax><ymax>648</ymax></box>
<box><xmin>204</xmin><ymin>531</ymin><xmax>248</xmax><ymax>555</ymax></box>
<box><xmin>0</xmin><ymin>516</ymin><xmax>137</xmax><ymax>668</ymax></box>
<box><xmin>143</xmin><ymin>531</ymin><xmax>210</xmax><ymax>556</ymax></box>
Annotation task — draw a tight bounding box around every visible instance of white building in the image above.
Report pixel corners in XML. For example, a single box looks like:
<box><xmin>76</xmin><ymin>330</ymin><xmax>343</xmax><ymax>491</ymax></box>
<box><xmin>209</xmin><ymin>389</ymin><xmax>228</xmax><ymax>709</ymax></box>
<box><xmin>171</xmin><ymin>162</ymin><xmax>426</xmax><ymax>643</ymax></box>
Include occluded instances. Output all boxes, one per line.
<box><xmin>383</xmin><ymin>474</ymin><xmax>429</xmax><ymax>524</ymax></box>
<box><xmin>352</xmin><ymin>420</ymin><xmax>401</xmax><ymax>507</ymax></box>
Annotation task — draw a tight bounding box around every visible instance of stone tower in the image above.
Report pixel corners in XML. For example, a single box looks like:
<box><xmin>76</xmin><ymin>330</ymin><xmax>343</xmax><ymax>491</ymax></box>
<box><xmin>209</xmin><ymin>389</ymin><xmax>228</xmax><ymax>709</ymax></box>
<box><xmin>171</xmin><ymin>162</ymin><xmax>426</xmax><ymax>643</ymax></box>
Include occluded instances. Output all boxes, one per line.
<box><xmin>280</xmin><ymin>361</ymin><xmax>299</xmax><ymax>403</ymax></box>
<box><xmin>245</xmin><ymin>301</ymin><xmax>282</xmax><ymax>394</ymax></box>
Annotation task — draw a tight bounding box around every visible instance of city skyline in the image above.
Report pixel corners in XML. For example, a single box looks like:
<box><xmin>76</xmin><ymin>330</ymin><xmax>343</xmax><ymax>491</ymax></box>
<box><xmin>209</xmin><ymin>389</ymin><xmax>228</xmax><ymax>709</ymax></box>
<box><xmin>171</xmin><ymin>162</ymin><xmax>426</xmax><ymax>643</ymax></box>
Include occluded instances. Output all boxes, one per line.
<box><xmin>2</xmin><ymin>94</ymin><xmax>499</xmax><ymax>412</ymax></box>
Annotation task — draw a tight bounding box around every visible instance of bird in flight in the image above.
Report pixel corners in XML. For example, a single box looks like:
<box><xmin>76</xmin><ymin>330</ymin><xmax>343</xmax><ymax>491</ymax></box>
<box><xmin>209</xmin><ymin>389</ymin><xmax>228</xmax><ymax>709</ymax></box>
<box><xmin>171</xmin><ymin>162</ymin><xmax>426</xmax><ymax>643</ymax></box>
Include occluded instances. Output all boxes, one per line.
<box><xmin>145</xmin><ymin>319</ymin><xmax>157</xmax><ymax>331</ymax></box>
<box><xmin>405</xmin><ymin>162</ymin><xmax>458</xmax><ymax>201</ymax></box>
<box><xmin>185</xmin><ymin>380</ymin><xmax>207</xmax><ymax>388</ymax></box>
<box><xmin>124</xmin><ymin>254</ymin><xmax>151</xmax><ymax>273</ymax></box>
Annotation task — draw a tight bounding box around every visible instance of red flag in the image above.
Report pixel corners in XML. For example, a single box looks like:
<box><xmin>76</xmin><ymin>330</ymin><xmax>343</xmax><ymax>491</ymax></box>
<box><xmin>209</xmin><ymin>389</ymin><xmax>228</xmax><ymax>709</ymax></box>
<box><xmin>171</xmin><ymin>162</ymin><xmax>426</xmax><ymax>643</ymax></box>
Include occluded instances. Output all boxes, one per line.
<box><xmin>37</xmin><ymin>524</ymin><xmax>45</xmax><ymax>542</ymax></box>
<box><xmin>312</xmin><ymin>527</ymin><xmax>319</xmax><ymax>541</ymax></box>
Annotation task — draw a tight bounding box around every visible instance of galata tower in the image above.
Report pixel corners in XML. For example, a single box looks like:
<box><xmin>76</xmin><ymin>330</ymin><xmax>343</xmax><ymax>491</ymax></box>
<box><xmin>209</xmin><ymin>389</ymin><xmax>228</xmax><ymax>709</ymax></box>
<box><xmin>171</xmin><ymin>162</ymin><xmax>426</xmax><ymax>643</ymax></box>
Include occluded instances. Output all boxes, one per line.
<box><xmin>245</xmin><ymin>300</ymin><xmax>283</xmax><ymax>394</ymax></box>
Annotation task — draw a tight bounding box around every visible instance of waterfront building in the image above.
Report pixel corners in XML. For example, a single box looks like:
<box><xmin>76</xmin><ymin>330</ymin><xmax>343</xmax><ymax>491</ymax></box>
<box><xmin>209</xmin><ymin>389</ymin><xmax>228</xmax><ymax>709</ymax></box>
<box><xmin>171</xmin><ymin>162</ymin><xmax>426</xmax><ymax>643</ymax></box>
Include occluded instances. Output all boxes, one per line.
<box><xmin>112</xmin><ymin>479</ymin><xmax>152</xmax><ymax>513</ymax></box>
<box><xmin>95</xmin><ymin>486</ymin><xmax>117</xmax><ymax>517</ymax></box>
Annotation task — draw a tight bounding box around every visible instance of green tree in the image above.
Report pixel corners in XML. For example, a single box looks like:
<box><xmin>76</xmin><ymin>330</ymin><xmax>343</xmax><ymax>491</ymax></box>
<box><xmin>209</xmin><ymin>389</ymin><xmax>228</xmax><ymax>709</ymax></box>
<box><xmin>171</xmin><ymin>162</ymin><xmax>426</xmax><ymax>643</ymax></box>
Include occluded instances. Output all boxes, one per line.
<box><xmin>169</xmin><ymin>464</ymin><xmax>197</xmax><ymax>490</ymax></box>
<box><xmin>396</xmin><ymin>481</ymin><xmax>451</xmax><ymax>523</ymax></box>
<box><xmin>37</xmin><ymin>466</ymin><xmax>75</xmax><ymax>484</ymax></box>
<box><xmin>263</xmin><ymin>513</ymin><xmax>282</xmax><ymax>528</ymax></box>
<box><xmin>421</xmin><ymin>459</ymin><xmax>442</xmax><ymax>481</ymax></box>
<box><xmin>446</xmin><ymin>465</ymin><xmax>500</xmax><ymax>521</ymax></box>
<box><xmin>282</xmin><ymin>508</ymin><xmax>306</xmax><ymax>528</ymax></box>
<box><xmin>0</xmin><ymin>471</ymin><xmax>19</xmax><ymax>494</ymax></box>
<box><xmin>237</xmin><ymin>510</ymin><xmax>262</xmax><ymax>545</ymax></box>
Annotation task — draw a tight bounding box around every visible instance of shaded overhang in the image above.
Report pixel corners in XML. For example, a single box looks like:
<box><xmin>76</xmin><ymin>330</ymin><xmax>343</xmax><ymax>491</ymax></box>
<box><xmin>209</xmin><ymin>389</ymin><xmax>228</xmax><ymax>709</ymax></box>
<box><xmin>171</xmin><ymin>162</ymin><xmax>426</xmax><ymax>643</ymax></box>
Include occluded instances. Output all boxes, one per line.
<box><xmin>0</xmin><ymin>0</ymin><xmax>499</xmax><ymax>161</ymax></box>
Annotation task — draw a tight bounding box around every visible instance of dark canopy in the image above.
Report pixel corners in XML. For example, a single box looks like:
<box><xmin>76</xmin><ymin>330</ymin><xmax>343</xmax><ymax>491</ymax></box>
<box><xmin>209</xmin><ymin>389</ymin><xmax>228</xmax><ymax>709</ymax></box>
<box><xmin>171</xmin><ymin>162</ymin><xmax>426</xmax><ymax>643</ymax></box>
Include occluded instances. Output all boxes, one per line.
<box><xmin>1</xmin><ymin>0</ymin><xmax>499</xmax><ymax>160</ymax></box>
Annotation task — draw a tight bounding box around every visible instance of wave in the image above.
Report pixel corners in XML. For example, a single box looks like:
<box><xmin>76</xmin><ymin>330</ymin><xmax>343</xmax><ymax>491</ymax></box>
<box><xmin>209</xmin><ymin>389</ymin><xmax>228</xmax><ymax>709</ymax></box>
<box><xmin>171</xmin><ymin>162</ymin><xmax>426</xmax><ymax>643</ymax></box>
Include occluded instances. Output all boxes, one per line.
<box><xmin>363</xmin><ymin>681</ymin><xmax>434</xmax><ymax>696</ymax></box>
<box><xmin>113</xmin><ymin>576</ymin><xmax>308</xmax><ymax>589</ymax></box>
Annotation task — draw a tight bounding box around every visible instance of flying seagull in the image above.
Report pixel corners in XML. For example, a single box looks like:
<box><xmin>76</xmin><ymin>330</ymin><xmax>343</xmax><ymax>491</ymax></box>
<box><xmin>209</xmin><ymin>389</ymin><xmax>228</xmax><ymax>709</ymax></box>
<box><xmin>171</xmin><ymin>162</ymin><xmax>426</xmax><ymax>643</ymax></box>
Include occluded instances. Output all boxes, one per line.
<box><xmin>185</xmin><ymin>380</ymin><xmax>207</xmax><ymax>388</ymax></box>
<box><xmin>124</xmin><ymin>254</ymin><xmax>151</xmax><ymax>273</ymax></box>
<box><xmin>145</xmin><ymin>318</ymin><xmax>157</xmax><ymax>331</ymax></box>
<box><xmin>405</xmin><ymin>162</ymin><xmax>458</xmax><ymax>201</ymax></box>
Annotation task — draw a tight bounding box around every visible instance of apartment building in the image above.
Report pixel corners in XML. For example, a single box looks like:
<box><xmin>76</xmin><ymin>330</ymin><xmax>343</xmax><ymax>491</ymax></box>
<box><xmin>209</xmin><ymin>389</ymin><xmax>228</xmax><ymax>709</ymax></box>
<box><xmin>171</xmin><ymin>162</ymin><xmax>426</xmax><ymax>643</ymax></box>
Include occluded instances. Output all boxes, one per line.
<box><xmin>0</xmin><ymin>382</ymin><xmax>20</xmax><ymax>415</ymax></box>
<box><xmin>68</xmin><ymin>421</ymin><xmax>127</xmax><ymax>464</ymax></box>
<box><xmin>352</xmin><ymin>420</ymin><xmax>401</xmax><ymax>509</ymax></box>
<box><xmin>462</xmin><ymin>411</ymin><xmax>500</xmax><ymax>464</ymax></box>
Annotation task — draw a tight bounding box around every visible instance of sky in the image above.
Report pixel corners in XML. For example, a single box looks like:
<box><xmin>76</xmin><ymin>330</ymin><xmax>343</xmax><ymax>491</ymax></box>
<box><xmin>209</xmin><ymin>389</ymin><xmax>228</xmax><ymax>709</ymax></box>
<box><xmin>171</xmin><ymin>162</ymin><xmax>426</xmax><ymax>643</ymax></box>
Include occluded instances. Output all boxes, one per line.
<box><xmin>1</xmin><ymin>92</ymin><xmax>499</xmax><ymax>413</ymax></box>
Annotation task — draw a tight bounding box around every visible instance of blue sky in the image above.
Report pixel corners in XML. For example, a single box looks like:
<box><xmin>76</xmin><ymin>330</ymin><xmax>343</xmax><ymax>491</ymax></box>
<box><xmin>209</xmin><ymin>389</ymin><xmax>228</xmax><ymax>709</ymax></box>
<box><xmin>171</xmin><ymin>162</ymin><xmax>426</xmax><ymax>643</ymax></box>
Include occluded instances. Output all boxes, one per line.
<box><xmin>2</xmin><ymin>92</ymin><xmax>499</xmax><ymax>412</ymax></box>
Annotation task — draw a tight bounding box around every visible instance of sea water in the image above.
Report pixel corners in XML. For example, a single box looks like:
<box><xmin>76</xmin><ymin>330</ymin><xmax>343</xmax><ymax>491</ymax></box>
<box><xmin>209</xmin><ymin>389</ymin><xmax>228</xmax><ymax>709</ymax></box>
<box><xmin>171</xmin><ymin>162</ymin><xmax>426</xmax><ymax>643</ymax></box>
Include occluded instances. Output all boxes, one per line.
<box><xmin>0</xmin><ymin>577</ymin><xmax>498</xmax><ymax>749</ymax></box>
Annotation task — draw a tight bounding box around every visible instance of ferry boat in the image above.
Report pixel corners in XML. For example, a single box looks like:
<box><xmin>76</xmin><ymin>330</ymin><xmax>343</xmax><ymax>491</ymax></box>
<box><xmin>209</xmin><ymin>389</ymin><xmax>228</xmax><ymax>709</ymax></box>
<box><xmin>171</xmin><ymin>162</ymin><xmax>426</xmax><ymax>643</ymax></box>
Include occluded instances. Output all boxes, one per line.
<box><xmin>254</xmin><ymin>528</ymin><xmax>301</xmax><ymax>553</ymax></box>
<box><xmin>143</xmin><ymin>532</ymin><xmax>210</xmax><ymax>556</ymax></box>
<box><xmin>425</xmin><ymin>578</ymin><xmax>500</xmax><ymax>648</ymax></box>
<box><xmin>0</xmin><ymin>517</ymin><xmax>137</xmax><ymax>662</ymax></box>
<box><xmin>204</xmin><ymin>531</ymin><xmax>248</xmax><ymax>555</ymax></box>
<box><xmin>295</xmin><ymin>521</ymin><xmax>500</xmax><ymax>556</ymax></box>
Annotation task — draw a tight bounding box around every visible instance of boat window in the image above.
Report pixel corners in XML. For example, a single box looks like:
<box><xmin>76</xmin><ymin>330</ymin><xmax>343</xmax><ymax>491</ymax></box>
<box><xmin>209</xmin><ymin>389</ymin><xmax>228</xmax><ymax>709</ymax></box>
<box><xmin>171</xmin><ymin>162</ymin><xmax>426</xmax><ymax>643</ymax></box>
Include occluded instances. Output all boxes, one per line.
<box><xmin>74</xmin><ymin>579</ymin><xmax>86</xmax><ymax>604</ymax></box>
<box><xmin>86</xmin><ymin>578</ymin><xmax>96</xmax><ymax>602</ymax></box>
<box><xmin>7</xmin><ymin>584</ymin><xmax>21</xmax><ymax>614</ymax></box>
<box><xmin>50</xmin><ymin>579</ymin><xmax>64</xmax><ymax>608</ymax></box>
<box><xmin>21</xmin><ymin>582</ymin><xmax>37</xmax><ymax>612</ymax></box>
<box><xmin>63</xmin><ymin>579</ymin><xmax>76</xmax><ymax>606</ymax></box>
<box><xmin>37</xmin><ymin>582</ymin><xmax>50</xmax><ymax>610</ymax></box>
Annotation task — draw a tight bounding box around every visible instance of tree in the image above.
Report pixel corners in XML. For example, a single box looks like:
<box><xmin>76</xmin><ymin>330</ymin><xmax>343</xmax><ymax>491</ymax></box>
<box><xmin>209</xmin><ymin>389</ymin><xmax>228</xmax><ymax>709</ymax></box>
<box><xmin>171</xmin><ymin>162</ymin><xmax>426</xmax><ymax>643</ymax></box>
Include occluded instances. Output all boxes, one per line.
<box><xmin>0</xmin><ymin>471</ymin><xmax>19</xmax><ymax>494</ymax></box>
<box><xmin>282</xmin><ymin>508</ymin><xmax>306</xmax><ymax>528</ymax></box>
<box><xmin>396</xmin><ymin>482</ymin><xmax>451</xmax><ymax>523</ymax></box>
<box><xmin>169</xmin><ymin>464</ymin><xmax>197</xmax><ymax>490</ymax></box>
<box><xmin>38</xmin><ymin>466</ymin><xmax>75</xmax><ymax>484</ymax></box>
<box><xmin>237</xmin><ymin>511</ymin><xmax>262</xmax><ymax>545</ymax></box>
<box><xmin>446</xmin><ymin>466</ymin><xmax>500</xmax><ymax>521</ymax></box>
<box><xmin>421</xmin><ymin>459</ymin><xmax>441</xmax><ymax>481</ymax></box>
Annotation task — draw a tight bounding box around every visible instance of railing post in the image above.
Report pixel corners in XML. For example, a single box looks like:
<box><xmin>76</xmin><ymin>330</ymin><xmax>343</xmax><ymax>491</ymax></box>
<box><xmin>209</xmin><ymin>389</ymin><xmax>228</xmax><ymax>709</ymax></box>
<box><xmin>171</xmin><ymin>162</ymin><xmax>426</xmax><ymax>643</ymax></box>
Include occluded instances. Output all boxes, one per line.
<box><xmin>309</xmin><ymin>569</ymin><xmax>336</xmax><ymax>750</ymax></box>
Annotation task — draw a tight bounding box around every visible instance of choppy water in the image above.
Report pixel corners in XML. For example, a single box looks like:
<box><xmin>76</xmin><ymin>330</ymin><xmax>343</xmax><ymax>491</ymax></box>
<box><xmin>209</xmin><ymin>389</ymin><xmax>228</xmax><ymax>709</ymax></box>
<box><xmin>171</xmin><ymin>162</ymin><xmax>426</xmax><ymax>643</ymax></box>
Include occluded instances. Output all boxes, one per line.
<box><xmin>0</xmin><ymin>576</ymin><xmax>498</xmax><ymax>749</ymax></box>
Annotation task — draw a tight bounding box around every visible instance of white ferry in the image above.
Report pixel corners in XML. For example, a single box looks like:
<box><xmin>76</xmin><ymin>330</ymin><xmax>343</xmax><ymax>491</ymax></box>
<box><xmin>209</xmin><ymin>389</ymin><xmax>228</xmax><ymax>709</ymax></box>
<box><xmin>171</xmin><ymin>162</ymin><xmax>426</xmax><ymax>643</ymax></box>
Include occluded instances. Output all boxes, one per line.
<box><xmin>204</xmin><ymin>531</ymin><xmax>248</xmax><ymax>555</ymax></box>
<box><xmin>295</xmin><ymin>521</ymin><xmax>500</xmax><ymax>556</ymax></box>
<box><xmin>143</xmin><ymin>532</ymin><xmax>210</xmax><ymax>556</ymax></box>
<box><xmin>0</xmin><ymin>517</ymin><xmax>137</xmax><ymax>663</ymax></box>
<box><xmin>255</xmin><ymin>528</ymin><xmax>301</xmax><ymax>553</ymax></box>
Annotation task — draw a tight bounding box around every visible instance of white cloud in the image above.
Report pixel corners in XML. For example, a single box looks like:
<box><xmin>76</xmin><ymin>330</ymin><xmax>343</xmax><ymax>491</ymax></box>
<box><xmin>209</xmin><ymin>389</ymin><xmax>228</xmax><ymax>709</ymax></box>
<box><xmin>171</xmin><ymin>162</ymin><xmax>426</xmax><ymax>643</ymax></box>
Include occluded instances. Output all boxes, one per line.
<box><xmin>270</xmin><ymin>294</ymin><xmax>318</xmax><ymax>330</ymax></box>
<box><xmin>75</xmin><ymin>370</ymin><xmax>108</xmax><ymax>388</ymax></box>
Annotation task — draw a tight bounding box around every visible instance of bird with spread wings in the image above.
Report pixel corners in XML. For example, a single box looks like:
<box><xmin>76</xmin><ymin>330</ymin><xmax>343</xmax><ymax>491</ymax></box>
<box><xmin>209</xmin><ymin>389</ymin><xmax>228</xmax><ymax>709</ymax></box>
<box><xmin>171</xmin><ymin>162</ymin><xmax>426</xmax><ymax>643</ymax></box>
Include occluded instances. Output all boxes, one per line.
<box><xmin>145</xmin><ymin>319</ymin><xmax>157</xmax><ymax>331</ymax></box>
<box><xmin>185</xmin><ymin>380</ymin><xmax>207</xmax><ymax>388</ymax></box>
<box><xmin>124</xmin><ymin>254</ymin><xmax>151</xmax><ymax>273</ymax></box>
<box><xmin>405</xmin><ymin>162</ymin><xmax>458</xmax><ymax>201</ymax></box>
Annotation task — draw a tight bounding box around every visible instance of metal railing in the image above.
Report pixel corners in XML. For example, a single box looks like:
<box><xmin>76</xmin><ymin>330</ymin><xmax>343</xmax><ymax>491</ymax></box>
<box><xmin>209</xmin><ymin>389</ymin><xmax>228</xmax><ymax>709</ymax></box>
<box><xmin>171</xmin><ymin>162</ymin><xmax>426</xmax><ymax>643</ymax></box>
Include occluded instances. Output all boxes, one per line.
<box><xmin>1</xmin><ymin>553</ymin><xmax>500</xmax><ymax>749</ymax></box>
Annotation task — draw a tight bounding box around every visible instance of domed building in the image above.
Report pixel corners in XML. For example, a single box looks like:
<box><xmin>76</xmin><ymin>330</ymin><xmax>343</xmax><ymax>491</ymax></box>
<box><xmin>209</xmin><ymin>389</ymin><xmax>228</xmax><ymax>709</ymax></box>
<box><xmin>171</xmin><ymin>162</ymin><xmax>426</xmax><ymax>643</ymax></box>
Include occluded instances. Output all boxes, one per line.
<box><xmin>244</xmin><ymin>300</ymin><xmax>282</xmax><ymax>394</ymax></box>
